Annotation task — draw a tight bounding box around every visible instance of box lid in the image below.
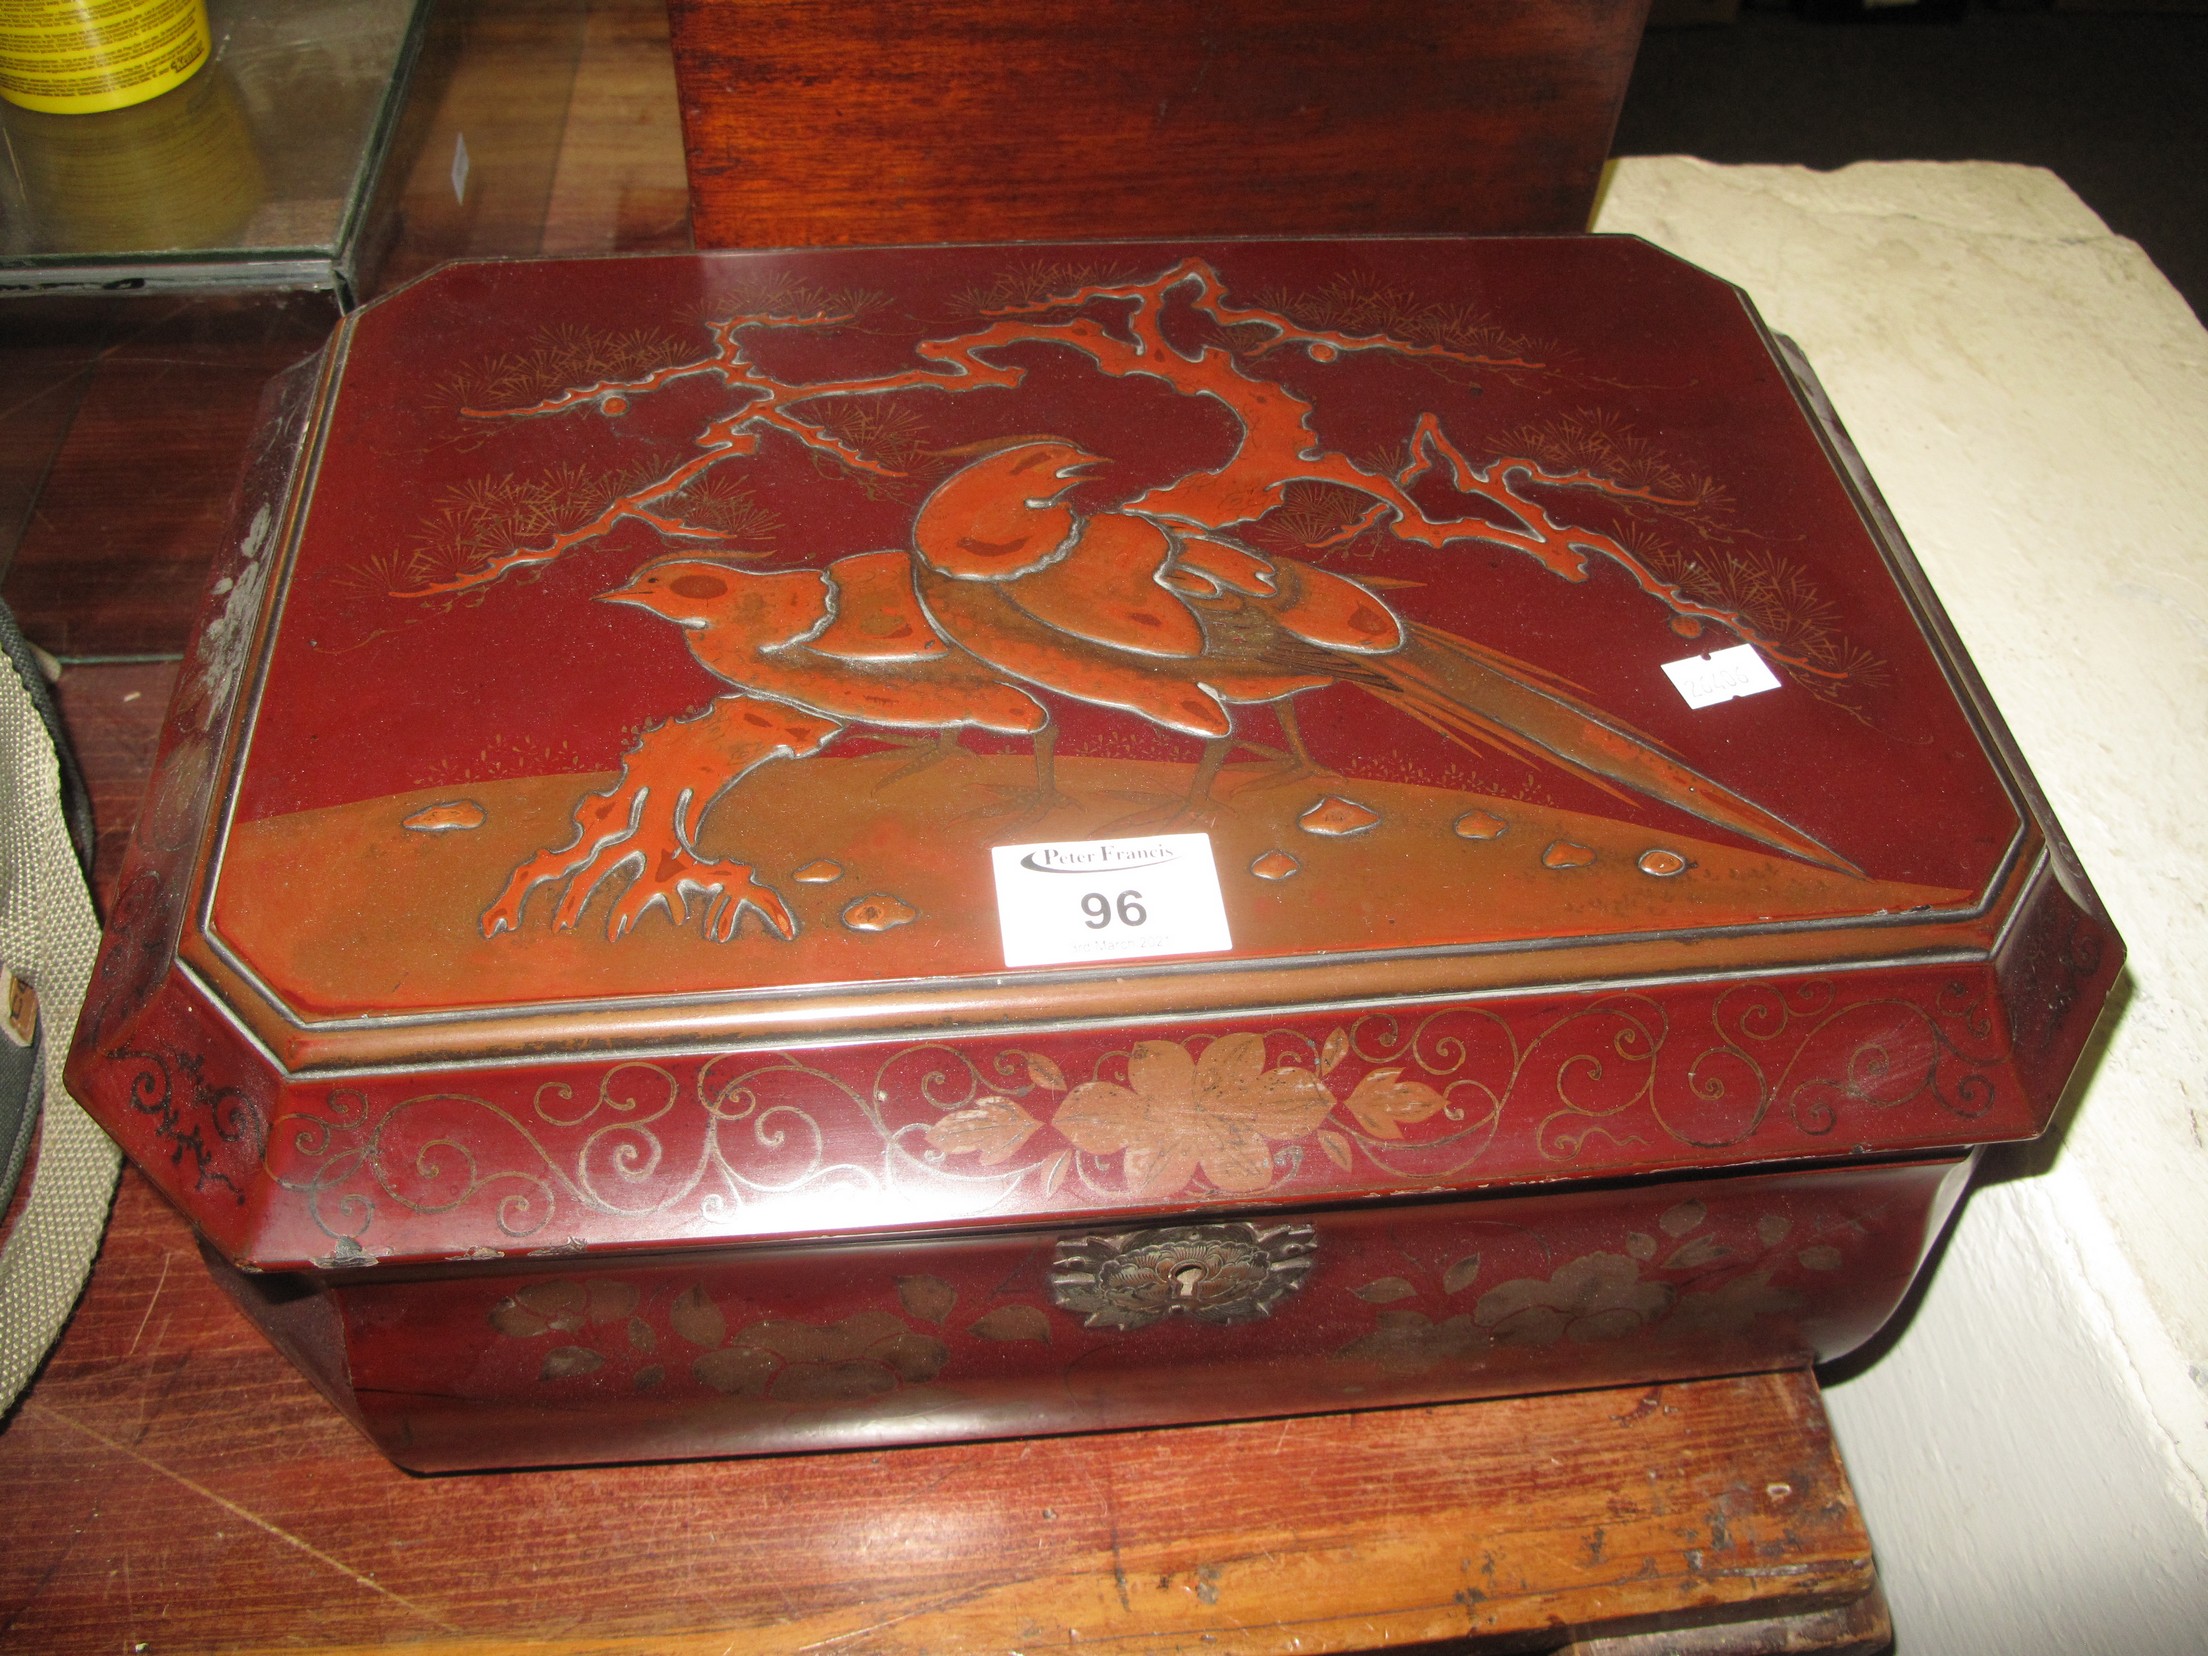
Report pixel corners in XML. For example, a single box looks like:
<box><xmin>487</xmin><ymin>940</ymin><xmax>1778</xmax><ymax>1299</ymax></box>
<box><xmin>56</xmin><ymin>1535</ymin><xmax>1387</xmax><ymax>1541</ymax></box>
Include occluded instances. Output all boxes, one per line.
<box><xmin>68</xmin><ymin>239</ymin><xmax>2120</xmax><ymax>1269</ymax></box>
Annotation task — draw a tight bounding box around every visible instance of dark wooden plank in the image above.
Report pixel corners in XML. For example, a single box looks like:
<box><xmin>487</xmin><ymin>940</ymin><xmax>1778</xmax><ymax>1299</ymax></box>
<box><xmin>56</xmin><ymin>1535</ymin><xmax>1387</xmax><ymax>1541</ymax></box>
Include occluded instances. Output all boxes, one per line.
<box><xmin>365</xmin><ymin>0</ymin><xmax>593</xmax><ymax>300</ymax></box>
<box><xmin>52</xmin><ymin>659</ymin><xmax>176</xmax><ymax>914</ymax></box>
<box><xmin>0</xmin><ymin>343</ymin><xmax>96</xmax><ymax>583</ymax></box>
<box><xmin>1562</xmin><ymin>1581</ymin><xmax>1891</xmax><ymax>1654</ymax></box>
<box><xmin>1</xmin><ymin>1172</ymin><xmax>1874</xmax><ymax>1655</ymax></box>
<box><xmin>1</xmin><ymin>296</ymin><xmax>335</xmax><ymax>661</ymax></box>
<box><xmin>541</xmin><ymin>0</ymin><xmax>693</xmax><ymax>254</ymax></box>
<box><xmin>670</xmin><ymin>0</ymin><xmax>1650</xmax><ymax>249</ymax></box>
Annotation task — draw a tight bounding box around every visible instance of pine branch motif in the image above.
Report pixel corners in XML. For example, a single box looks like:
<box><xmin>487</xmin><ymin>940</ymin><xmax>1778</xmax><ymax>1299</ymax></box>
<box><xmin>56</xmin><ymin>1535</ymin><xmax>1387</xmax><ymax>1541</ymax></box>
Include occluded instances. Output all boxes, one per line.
<box><xmin>410</xmin><ymin>256</ymin><xmax>1883</xmax><ymax>949</ymax></box>
<box><xmin>394</xmin><ymin>257</ymin><xmax>1856</xmax><ymax>684</ymax></box>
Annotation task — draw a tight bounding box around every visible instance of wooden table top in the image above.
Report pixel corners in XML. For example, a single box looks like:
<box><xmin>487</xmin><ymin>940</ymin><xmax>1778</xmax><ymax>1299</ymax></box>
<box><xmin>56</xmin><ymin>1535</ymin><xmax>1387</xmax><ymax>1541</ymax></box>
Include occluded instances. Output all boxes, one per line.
<box><xmin>1</xmin><ymin>5</ymin><xmax>1888</xmax><ymax>1650</ymax></box>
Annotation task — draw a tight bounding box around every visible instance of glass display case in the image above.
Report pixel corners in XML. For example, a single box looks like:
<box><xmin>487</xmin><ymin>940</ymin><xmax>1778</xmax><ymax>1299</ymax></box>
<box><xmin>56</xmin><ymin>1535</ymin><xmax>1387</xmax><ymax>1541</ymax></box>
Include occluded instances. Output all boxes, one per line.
<box><xmin>0</xmin><ymin>0</ymin><xmax>424</xmax><ymax>300</ymax></box>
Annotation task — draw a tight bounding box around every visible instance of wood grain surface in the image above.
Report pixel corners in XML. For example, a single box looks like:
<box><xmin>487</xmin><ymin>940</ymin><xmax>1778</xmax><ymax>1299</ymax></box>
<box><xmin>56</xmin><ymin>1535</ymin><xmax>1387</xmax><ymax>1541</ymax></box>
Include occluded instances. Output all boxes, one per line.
<box><xmin>1561</xmin><ymin>1583</ymin><xmax>1891</xmax><ymax>1656</ymax></box>
<box><xmin>541</xmin><ymin>0</ymin><xmax>692</xmax><ymax>255</ymax></box>
<box><xmin>1</xmin><ymin>1173</ymin><xmax>1875</xmax><ymax>1655</ymax></box>
<box><xmin>0</xmin><ymin>338</ymin><xmax>96</xmax><ymax>587</ymax></box>
<box><xmin>669</xmin><ymin>0</ymin><xmax>1650</xmax><ymax>248</ymax></box>
<box><xmin>363</xmin><ymin>0</ymin><xmax>594</xmax><ymax>301</ymax></box>
<box><xmin>51</xmin><ymin>660</ymin><xmax>176</xmax><ymax>915</ymax></box>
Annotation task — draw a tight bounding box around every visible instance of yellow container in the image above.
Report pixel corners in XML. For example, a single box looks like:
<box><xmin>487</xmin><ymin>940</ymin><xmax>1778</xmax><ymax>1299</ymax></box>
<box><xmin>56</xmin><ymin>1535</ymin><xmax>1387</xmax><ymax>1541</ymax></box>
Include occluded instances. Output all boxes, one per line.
<box><xmin>0</xmin><ymin>0</ymin><xmax>212</xmax><ymax>115</ymax></box>
<box><xmin>5</xmin><ymin>57</ymin><xmax>261</xmax><ymax>249</ymax></box>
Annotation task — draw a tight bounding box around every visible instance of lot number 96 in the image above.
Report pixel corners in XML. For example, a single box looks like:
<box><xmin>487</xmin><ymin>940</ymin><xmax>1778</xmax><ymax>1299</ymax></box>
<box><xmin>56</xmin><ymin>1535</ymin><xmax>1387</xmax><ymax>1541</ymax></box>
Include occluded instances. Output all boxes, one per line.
<box><xmin>1081</xmin><ymin>890</ymin><xmax>1148</xmax><ymax>929</ymax></box>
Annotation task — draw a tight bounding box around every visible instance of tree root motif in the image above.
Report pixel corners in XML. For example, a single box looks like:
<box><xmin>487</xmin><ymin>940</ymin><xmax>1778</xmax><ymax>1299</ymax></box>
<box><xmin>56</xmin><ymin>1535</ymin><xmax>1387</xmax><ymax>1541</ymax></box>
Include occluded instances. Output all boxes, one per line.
<box><xmin>484</xmin><ymin>695</ymin><xmax>840</xmax><ymax>942</ymax></box>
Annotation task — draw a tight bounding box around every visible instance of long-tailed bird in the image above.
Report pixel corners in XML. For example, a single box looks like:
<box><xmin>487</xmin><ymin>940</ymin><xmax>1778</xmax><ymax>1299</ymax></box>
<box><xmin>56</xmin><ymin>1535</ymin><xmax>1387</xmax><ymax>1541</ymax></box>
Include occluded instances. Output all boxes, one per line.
<box><xmin>904</xmin><ymin>438</ymin><xmax>1856</xmax><ymax>873</ymax></box>
<box><xmin>491</xmin><ymin>439</ymin><xmax>1854</xmax><ymax>944</ymax></box>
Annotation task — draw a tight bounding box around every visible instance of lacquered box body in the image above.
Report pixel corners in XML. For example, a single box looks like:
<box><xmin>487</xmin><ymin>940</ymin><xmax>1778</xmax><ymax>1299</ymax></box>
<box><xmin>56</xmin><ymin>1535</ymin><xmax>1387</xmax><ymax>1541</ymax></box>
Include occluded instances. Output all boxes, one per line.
<box><xmin>67</xmin><ymin>240</ymin><xmax>2117</xmax><ymax>1470</ymax></box>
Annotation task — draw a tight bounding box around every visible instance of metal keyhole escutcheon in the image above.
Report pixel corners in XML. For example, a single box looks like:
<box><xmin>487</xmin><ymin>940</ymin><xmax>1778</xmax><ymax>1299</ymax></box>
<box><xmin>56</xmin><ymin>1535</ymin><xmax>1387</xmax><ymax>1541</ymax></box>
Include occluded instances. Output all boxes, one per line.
<box><xmin>1049</xmin><ymin>1222</ymin><xmax>1319</xmax><ymax>1330</ymax></box>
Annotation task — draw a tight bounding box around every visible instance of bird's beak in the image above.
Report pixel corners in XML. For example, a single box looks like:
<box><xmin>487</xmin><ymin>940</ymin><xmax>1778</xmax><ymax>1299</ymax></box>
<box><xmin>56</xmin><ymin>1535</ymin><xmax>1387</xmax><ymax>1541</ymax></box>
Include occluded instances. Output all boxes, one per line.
<box><xmin>597</xmin><ymin>581</ymin><xmax>649</xmax><ymax>610</ymax></box>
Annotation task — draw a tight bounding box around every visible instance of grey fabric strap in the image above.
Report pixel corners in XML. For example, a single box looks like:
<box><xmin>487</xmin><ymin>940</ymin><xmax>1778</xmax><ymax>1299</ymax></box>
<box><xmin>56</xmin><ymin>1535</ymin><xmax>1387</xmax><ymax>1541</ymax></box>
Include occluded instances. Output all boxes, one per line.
<box><xmin>0</xmin><ymin>644</ymin><xmax>120</xmax><ymax>1413</ymax></box>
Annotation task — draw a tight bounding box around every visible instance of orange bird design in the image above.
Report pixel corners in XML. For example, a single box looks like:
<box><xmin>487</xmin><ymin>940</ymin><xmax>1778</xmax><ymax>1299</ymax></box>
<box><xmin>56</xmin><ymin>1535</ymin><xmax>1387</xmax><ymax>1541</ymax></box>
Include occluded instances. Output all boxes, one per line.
<box><xmin>481</xmin><ymin>549</ymin><xmax>1050</xmax><ymax>943</ymax></box>
<box><xmin>908</xmin><ymin>440</ymin><xmax>1854</xmax><ymax>868</ymax></box>
<box><xmin>486</xmin><ymin>438</ymin><xmax>1853</xmax><ymax>945</ymax></box>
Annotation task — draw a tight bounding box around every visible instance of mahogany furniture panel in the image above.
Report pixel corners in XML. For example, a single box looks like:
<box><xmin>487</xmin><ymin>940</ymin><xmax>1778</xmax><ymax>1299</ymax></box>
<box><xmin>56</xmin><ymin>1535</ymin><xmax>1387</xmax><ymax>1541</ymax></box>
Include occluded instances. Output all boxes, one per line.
<box><xmin>668</xmin><ymin>0</ymin><xmax>1653</xmax><ymax>247</ymax></box>
<box><xmin>538</xmin><ymin>0</ymin><xmax>692</xmax><ymax>255</ymax></box>
<box><xmin>0</xmin><ymin>296</ymin><xmax>336</xmax><ymax>661</ymax></box>
<box><xmin>360</xmin><ymin>0</ymin><xmax>595</xmax><ymax>301</ymax></box>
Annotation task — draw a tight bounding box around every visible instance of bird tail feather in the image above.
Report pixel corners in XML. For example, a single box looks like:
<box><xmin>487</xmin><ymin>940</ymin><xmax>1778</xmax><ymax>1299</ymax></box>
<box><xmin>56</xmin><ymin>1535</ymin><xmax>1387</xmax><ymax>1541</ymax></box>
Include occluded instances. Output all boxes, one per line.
<box><xmin>1357</xmin><ymin>623</ymin><xmax>1860</xmax><ymax>877</ymax></box>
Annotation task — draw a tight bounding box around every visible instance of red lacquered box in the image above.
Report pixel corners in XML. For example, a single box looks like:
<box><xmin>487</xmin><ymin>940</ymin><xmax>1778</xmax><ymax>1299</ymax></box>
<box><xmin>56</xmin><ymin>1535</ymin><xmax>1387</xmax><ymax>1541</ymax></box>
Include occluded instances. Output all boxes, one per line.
<box><xmin>66</xmin><ymin>240</ymin><xmax>2118</xmax><ymax>1471</ymax></box>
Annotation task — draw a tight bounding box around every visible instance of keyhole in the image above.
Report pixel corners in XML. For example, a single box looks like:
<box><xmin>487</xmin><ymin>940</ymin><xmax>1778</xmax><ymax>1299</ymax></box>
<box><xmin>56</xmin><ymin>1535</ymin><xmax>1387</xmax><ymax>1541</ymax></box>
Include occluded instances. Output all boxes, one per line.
<box><xmin>1173</xmin><ymin>1264</ymin><xmax>1206</xmax><ymax>1302</ymax></box>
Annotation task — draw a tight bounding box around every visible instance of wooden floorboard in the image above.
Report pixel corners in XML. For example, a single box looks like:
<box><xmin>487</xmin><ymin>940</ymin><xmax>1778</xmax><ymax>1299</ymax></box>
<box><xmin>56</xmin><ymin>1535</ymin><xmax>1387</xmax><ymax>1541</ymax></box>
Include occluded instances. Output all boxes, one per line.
<box><xmin>52</xmin><ymin>659</ymin><xmax>177</xmax><ymax>914</ymax></box>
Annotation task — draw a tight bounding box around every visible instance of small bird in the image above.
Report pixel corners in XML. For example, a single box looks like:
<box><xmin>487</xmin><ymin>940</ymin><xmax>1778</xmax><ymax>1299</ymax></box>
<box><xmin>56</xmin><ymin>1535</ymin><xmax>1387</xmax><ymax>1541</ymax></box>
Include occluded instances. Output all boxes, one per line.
<box><xmin>907</xmin><ymin>438</ymin><xmax>1856</xmax><ymax>873</ymax></box>
<box><xmin>604</xmin><ymin>550</ymin><xmax>1050</xmax><ymax>741</ymax></box>
<box><xmin>481</xmin><ymin>550</ymin><xmax>1056</xmax><ymax>943</ymax></box>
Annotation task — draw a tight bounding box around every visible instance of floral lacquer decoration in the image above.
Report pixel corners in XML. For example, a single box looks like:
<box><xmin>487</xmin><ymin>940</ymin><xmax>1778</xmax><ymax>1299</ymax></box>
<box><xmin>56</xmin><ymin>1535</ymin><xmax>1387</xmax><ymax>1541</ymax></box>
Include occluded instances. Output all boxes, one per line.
<box><xmin>1052</xmin><ymin>1034</ymin><xmax>1334</xmax><ymax>1199</ymax></box>
<box><xmin>261</xmin><ymin>983</ymin><xmax>2004</xmax><ymax>1256</ymax></box>
<box><xmin>1331</xmin><ymin>1194</ymin><xmax>1845</xmax><ymax>1375</ymax></box>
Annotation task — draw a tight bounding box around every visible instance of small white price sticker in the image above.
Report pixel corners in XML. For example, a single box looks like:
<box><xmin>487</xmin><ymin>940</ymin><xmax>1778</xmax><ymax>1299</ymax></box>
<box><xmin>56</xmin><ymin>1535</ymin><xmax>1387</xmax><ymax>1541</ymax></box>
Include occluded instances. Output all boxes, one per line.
<box><xmin>1661</xmin><ymin>643</ymin><xmax>1783</xmax><ymax>710</ymax></box>
<box><xmin>990</xmin><ymin>833</ymin><xmax>1233</xmax><ymax>969</ymax></box>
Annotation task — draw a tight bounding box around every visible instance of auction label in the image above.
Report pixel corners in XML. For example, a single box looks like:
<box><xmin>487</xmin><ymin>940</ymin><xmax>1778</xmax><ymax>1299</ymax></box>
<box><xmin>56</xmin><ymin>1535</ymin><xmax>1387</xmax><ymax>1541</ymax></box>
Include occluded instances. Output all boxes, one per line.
<box><xmin>1661</xmin><ymin>642</ymin><xmax>1782</xmax><ymax>710</ymax></box>
<box><xmin>990</xmin><ymin>833</ymin><xmax>1233</xmax><ymax>968</ymax></box>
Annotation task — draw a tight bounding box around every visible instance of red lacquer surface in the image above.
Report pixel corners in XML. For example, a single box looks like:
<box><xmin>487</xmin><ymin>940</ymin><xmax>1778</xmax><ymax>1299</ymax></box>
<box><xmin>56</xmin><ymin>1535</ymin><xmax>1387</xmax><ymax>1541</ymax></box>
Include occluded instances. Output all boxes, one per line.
<box><xmin>90</xmin><ymin>955</ymin><xmax>2056</xmax><ymax>1269</ymax></box>
<box><xmin>234</xmin><ymin>1155</ymin><xmax>1963</xmax><ymax>1471</ymax></box>
<box><xmin>233</xmin><ymin>243</ymin><xmax>2017</xmax><ymax>930</ymax></box>
<box><xmin>63</xmin><ymin>241</ymin><xmax>2120</xmax><ymax>1464</ymax></box>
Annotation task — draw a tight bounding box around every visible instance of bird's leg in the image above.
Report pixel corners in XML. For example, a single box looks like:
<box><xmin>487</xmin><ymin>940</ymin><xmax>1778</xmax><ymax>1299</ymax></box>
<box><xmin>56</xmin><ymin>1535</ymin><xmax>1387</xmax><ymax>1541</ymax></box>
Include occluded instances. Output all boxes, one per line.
<box><xmin>1217</xmin><ymin>698</ymin><xmax>1338</xmax><ymax>796</ymax></box>
<box><xmin>969</xmin><ymin>722</ymin><xmax>1079</xmax><ymax>826</ymax></box>
<box><xmin>1280</xmin><ymin>700</ymin><xmax>1321</xmax><ymax>772</ymax></box>
<box><xmin>1185</xmin><ymin>735</ymin><xmax>1233</xmax><ymax>810</ymax></box>
<box><xmin>483</xmin><ymin>694</ymin><xmax>841</xmax><ymax>943</ymax></box>
<box><xmin>869</xmin><ymin>726</ymin><xmax>965</xmax><ymax>788</ymax></box>
<box><xmin>1097</xmin><ymin>733</ymin><xmax>1237</xmax><ymax>834</ymax></box>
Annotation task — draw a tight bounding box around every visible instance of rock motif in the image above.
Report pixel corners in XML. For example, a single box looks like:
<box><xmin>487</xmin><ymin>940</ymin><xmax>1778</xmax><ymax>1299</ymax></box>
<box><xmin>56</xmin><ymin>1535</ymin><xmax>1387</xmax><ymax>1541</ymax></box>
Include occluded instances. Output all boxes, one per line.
<box><xmin>1637</xmin><ymin>848</ymin><xmax>1688</xmax><ymax>877</ymax></box>
<box><xmin>1297</xmin><ymin>795</ymin><xmax>1381</xmax><ymax>837</ymax></box>
<box><xmin>402</xmin><ymin>799</ymin><xmax>486</xmax><ymax>833</ymax></box>
<box><xmin>1249</xmin><ymin>849</ymin><xmax>1301</xmax><ymax>881</ymax></box>
<box><xmin>793</xmin><ymin>859</ymin><xmax>844</xmax><ymax>883</ymax></box>
<box><xmin>841</xmin><ymin>894</ymin><xmax>917</xmax><ymax>932</ymax></box>
<box><xmin>1541</xmin><ymin>840</ymin><xmax>1595</xmax><ymax>869</ymax></box>
<box><xmin>1452</xmin><ymin>809</ymin><xmax>1507</xmax><ymax>840</ymax></box>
